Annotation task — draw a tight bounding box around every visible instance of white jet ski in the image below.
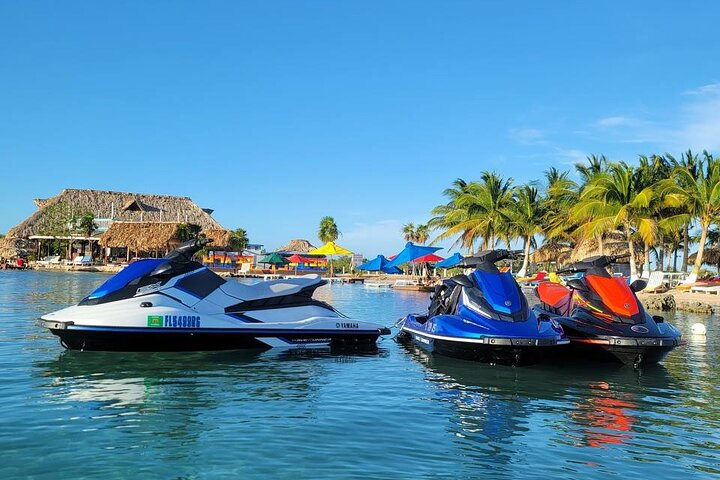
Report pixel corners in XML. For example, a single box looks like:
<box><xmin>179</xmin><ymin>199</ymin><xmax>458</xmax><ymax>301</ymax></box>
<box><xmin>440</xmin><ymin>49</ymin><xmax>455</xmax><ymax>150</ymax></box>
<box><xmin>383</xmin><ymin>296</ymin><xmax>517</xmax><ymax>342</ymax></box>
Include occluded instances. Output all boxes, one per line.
<box><xmin>40</xmin><ymin>239</ymin><xmax>390</xmax><ymax>351</ymax></box>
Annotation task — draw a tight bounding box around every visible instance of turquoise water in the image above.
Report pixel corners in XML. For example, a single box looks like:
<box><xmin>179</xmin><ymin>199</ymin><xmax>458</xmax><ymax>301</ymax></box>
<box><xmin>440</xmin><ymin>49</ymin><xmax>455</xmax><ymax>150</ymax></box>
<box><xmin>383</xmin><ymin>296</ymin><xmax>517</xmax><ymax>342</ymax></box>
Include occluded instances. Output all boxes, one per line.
<box><xmin>1</xmin><ymin>271</ymin><xmax>719</xmax><ymax>479</ymax></box>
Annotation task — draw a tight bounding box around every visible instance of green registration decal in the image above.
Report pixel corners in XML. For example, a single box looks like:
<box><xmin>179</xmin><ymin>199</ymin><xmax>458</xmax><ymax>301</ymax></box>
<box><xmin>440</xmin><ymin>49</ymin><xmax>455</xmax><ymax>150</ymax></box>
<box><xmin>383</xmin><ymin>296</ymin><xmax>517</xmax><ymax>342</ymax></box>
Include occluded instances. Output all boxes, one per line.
<box><xmin>147</xmin><ymin>315</ymin><xmax>163</xmax><ymax>327</ymax></box>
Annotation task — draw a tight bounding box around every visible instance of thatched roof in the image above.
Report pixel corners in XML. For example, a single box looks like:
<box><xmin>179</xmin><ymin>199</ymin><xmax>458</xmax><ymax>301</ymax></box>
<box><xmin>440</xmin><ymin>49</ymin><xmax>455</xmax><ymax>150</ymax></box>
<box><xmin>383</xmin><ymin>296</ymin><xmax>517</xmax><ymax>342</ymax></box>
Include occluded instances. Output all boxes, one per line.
<box><xmin>276</xmin><ymin>239</ymin><xmax>316</xmax><ymax>253</ymax></box>
<box><xmin>570</xmin><ymin>231</ymin><xmax>644</xmax><ymax>263</ymax></box>
<box><xmin>0</xmin><ymin>237</ymin><xmax>26</xmax><ymax>259</ymax></box>
<box><xmin>9</xmin><ymin>189</ymin><xmax>224</xmax><ymax>238</ymax></box>
<box><xmin>99</xmin><ymin>222</ymin><xmax>182</xmax><ymax>251</ymax></box>
<box><xmin>689</xmin><ymin>247</ymin><xmax>720</xmax><ymax>266</ymax></box>
<box><xmin>202</xmin><ymin>229</ymin><xmax>232</xmax><ymax>249</ymax></box>
<box><xmin>531</xmin><ymin>242</ymin><xmax>573</xmax><ymax>264</ymax></box>
<box><xmin>99</xmin><ymin>222</ymin><xmax>233</xmax><ymax>252</ymax></box>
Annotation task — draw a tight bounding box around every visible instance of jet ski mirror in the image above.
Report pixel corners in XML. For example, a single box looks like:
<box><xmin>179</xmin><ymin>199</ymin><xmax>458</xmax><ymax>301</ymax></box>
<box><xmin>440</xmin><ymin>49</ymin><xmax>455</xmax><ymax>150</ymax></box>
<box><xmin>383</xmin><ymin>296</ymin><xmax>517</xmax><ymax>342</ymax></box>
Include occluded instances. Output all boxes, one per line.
<box><xmin>629</xmin><ymin>279</ymin><xmax>647</xmax><ymax>292</ymax></box>
<box><xmin>449</xmin><ymin>274</ymin><xmax>474</xmax><ymax>288</ymax></box>
<box><xmin>566</xmin><ymin>278</ymin><xmax>586</xmax><ymax>290</ymax></box>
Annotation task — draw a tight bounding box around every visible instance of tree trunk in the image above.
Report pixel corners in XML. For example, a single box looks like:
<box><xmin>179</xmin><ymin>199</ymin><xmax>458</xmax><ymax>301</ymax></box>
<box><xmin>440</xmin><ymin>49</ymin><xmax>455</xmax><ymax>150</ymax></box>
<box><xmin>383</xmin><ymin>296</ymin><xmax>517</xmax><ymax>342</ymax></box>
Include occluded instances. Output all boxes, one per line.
<box><xmin>598</xmin><ymin>234</ymin><xmax>604</xmax><ymax>256</ymax></box>
<box><xmin>644</xmin><ymin>241</ymin><xmax>651</xmax><ymax>275</ymax></box>
<box><xmin>682</xmin><ymin>223</ymin><xmax>690</xmax><ymax>272</ymax></box>
<box><xmin>517</xmin><ymin>236</ymin><xmax>531</xmax><ymax>277</ymax></box>
<box><xmin>658</xmin><ymin>234</ymin><xmax>664</xmax><ymax>273</ymax></box>
<box><xmin>672</xmin><ymin>247</ymin><xmax>678</xmax><ymax>272</ymax></box>
<box><xmin>692</xmin><ymin>221</ymin><xmax>709</xmax><ymax>276</ymax></box>
<box><xmin>625</xmin><ymin>222</ymin><xmax>638</xmax><ymax>279</ymax></box>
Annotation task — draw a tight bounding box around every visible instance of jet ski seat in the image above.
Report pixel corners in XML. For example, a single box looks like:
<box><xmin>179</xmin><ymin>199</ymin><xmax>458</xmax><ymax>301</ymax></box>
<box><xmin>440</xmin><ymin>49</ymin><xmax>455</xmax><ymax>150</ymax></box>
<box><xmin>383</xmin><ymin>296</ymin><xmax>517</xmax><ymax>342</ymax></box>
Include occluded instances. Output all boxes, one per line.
<box><xmin>220</xmin><ymin>274</ymin><xmax>326</xmax><ymax>301</ymax></box>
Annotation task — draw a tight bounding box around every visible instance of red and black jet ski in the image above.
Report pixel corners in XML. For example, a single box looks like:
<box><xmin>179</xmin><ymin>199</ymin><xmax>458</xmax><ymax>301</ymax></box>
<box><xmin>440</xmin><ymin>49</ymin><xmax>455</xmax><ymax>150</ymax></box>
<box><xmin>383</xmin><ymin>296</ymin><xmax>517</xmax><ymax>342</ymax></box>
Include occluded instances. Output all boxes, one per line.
<box><xmin>532</xmin><ymin>255</ymin><xmax>683</xmax><ymax>367</ymax></box>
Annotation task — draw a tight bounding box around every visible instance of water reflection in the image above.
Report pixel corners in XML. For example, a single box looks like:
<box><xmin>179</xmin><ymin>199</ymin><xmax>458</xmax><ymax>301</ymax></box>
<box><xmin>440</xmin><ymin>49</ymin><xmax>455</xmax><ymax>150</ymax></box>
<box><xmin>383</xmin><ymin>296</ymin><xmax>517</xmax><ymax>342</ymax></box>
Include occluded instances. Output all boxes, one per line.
<box><xmin>401</xmin><ymin>342</ymin><xmax>682</xmax><ymax>473</ymax></box>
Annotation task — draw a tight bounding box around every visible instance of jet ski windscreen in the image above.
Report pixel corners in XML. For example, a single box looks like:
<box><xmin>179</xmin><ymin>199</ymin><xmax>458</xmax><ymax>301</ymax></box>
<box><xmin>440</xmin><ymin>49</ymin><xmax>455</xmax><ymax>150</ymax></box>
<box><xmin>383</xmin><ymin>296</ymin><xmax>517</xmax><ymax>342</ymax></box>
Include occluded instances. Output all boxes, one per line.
<box><xmin>86</xmin><ymin>259</ymin><xmax>166</xmax><ymax>300</ymax></box>
<box><xmin>471</xmin><ymin>270</ymin><xmax>523</xmax><ymax>315</ymax></box>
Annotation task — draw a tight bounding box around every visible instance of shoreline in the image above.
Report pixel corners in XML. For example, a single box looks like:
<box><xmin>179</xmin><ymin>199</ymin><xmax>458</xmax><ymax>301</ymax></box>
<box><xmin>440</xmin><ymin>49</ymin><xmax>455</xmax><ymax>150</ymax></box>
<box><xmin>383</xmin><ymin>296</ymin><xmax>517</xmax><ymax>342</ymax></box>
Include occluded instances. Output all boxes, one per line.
<box><xmin>20</xmin><ymin>265</ymin><xmax>720</xmax><ymax>316</ymax></box>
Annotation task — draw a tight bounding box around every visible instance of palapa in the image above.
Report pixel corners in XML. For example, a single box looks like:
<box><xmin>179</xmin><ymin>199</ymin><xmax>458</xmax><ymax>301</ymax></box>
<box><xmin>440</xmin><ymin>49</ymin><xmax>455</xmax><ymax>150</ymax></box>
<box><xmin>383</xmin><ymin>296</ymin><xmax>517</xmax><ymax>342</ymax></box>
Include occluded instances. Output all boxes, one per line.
<box><xmin>0</xmin><ymin>237</ymin><xmax>21</xmax><ymax>259</ymax></box>
<box><xmin>688</xmin><ymin>247</ymin><xmax>720</xmax><ymax>266</ymax></box>
<box><xmin>276</xmin><ymin>239</ymin><xmax>317</xmax><ymax>253</ymax></box>
<box><xmin>570</xmin><ymin>231</ymin><xmax>644</xmax><ymax>263</ymax></box>
<box><xmin>202</xmin><ymin>229</ymin><xmax>233</xmax><ymax>249</ymax></box>
<box><xmin>9</xmin><ymin>188</ymin><xmax>224</xmax><ymax>239</ymax></box>
<box><xmin>99</xmin><ymin>222</ymin><xmax>183</xmax><ymax>252</ymax></box>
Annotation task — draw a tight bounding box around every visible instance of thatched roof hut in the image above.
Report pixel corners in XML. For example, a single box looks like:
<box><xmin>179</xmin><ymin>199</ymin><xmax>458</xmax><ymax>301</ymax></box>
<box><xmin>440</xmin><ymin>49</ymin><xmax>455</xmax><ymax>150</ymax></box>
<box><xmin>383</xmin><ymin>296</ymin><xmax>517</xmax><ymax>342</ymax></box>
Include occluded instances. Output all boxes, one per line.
<box><xmin>688</xmin><ymin>248</ymin><xmax>720</xmax><ymax>266</ymax></box>
<box><xmin>276</xmin><ymin>239</ymin><xmax>316</xmax><ymax>253</ymax></box>
<box><xmin>99</xmin><ymin>222</ymin><xmax>183</xmax><ymax>252</ymax></box>
<box><xmin>8</xmin><ymin>189</ymin><xmax>224</xmax><ymax>239</ymax></box>
<box><xmin>570</xmin><ymin>231</ymin><xmax>644</xmax><ymax>263</ymax></box>
<box><xmin>99</xmin><ymin>222</ymin><xmax>233</xmax><ymax>253</ymax></box>
<box><xmin>531</xmin><ymin>242</ymin><xmax>574</xmax><ymax>265</ymax></box>
<box><xmin>0</xmin><ymin>237</ymin><xmax>20</xmax><ymax>259</ymax></box>
<box><xmin>202</xmin><ymin>229</ymin><xmax>233</xmax><ymax>249</ymax></box>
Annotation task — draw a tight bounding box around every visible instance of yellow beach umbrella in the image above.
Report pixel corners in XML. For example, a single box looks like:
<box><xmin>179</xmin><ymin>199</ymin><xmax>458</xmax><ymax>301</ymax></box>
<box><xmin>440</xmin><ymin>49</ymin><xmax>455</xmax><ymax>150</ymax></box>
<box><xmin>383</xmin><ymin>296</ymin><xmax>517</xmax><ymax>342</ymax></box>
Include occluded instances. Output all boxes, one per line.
<box><xmin>309</xmin><ymin>241</ymin><xmax>353</xmax><ymax>277</ymax></box>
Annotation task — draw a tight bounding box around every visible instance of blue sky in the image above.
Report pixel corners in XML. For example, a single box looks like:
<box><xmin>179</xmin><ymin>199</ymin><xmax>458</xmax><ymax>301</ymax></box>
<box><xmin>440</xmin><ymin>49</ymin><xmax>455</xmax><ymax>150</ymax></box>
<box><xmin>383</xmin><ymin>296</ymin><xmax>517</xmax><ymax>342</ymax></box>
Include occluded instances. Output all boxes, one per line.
<box><xmin>2</xmin><ymin>1</ymin><xmax>720</xmax><ymax>257</ymax></box>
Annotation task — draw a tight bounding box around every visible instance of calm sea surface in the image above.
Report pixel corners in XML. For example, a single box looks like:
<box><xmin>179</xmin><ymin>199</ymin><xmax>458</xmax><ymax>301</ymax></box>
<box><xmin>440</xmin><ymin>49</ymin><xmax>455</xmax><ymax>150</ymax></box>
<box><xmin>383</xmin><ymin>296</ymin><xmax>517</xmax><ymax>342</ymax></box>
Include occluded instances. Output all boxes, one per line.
<box><xmin>1</xmin><ymin>270</ymin><xmax>718</xmax><ymax>479</ymax></box>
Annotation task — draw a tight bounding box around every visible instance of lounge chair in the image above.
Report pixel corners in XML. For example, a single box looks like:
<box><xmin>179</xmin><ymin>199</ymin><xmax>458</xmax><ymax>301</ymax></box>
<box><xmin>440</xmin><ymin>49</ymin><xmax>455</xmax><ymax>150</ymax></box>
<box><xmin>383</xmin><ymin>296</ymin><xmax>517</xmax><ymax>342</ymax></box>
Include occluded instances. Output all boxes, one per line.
<box><xmin>642</xmin><ymin>271</ymin><xmax>668</xmax><ymax>293</ymax></box>
<box><xmin>674</xmin><ymin>273</ymin><xmax>698</xmax><ymax>291</ymax></box>
<box><xmin>72</xmin><ymin>255</ymin><xmax>93</xmax><ymax>266</ymax></box>
<box><xmin>36</xmin><ymin>255</ymin><xmax>61</xmax><ymax>266</ymax></box>
<box><xmin>517</xmin><ymin>271</ymin><xmax>547</xmax><ymax>286</ymax></box>
<box><xmin>690</xmin><ymin>285</ymin><xmax>720</xmax><ymax>295</ymax></box>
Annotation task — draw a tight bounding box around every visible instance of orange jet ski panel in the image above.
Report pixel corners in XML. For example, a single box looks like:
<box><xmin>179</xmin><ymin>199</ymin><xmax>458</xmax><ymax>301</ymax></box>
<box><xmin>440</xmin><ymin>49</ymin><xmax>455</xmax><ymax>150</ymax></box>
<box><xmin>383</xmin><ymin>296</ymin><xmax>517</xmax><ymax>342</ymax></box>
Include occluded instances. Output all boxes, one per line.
<box><xmin>537</xmin><ymin>282</ymin><xmax>572</xmax><ymax>308</ymax></box>
<box><xmin>585</xmin><ymin>276</ymin><xmax>639</xmax><ymax>318</ymax></box>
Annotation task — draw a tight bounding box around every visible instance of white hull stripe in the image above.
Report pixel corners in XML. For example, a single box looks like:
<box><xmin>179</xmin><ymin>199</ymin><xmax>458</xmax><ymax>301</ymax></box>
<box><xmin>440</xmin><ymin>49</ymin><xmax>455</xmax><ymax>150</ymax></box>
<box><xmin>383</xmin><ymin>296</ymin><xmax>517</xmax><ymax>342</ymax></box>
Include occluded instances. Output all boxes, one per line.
<box><xmin>402</xmin><ymin>326</ymin><xmax>569</xmax><ymax>345</ymax></box>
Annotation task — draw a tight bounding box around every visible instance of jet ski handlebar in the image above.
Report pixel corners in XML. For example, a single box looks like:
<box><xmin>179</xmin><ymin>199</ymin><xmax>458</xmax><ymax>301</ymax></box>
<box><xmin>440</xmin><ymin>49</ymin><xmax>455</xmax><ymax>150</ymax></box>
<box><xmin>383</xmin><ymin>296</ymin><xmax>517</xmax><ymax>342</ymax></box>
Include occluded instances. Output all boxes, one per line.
<box><xmin>460</xmin><ymin>249</ymin><xmax>524</xmax><ymax>267</ymax></box>
<box><xmin>165</xmin><ymin>237</ymin><xmax>213</xmax><ymax>262</ymax></box>
<box><xmin>556</xmin><ymin>254</ymin><xmax>630</xmax><ymax>273</ymax></box>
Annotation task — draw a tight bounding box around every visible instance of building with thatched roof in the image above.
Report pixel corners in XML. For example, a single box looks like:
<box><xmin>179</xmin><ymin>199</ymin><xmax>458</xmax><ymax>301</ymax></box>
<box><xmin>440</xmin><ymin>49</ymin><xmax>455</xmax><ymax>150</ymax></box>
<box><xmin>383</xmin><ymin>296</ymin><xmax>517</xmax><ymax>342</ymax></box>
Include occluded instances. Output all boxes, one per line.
<box><xmin>0</xmin><ymin>237</ymin><xmax>25</xmax><ymax>259</ymax></box>
<box><xmin>5</xmin><ymin>189</ymin><xmax>229</xmax><ymax>261</ymax></box>
<box><xmin>531</xmin><ymin>242</ymin><xmax>573</xmax><ymax>265</ymax></box>
<box><xmin>276</xmin><ymin>239</ymin><xmax>316</xmax><ymax>253</ymax></box>
<box><xmin>570</xmin><ymin>231</ymin><xmax>644</xmax><ymax>264</ymax></box>
<box><xmin>8</xmin><ymin>188</ymin><xmax>223</xmax><ymax>239</ymax></box>
<box><xmin>98</xmin><ymin>222</ymin><xmax>234</xmax><ymax>259</ymax></box>
<box><xmin>689</xmin><ymin>248</ymin><xmax>720</xmax><ymax>269</ymax></box>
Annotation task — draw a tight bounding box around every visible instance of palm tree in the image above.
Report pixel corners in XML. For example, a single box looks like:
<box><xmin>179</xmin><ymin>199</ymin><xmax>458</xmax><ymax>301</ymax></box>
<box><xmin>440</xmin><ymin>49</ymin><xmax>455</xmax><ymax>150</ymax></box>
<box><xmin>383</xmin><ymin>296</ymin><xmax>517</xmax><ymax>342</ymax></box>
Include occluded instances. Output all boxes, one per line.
<box><xmin>177</xmin><ymin>223</ymin><xmax>202</xmax><ymax>242</ymax></box>
<box><xmin>318</xmin><ymin>216</ymin><xmax>340</xmax><ymax>244</ymax></box>
<box><xmin>661</xmin><ymin>152</ymin><xmax>720</xmax><ymax>276</ymax></box>
<box><xmin>430</xmin><ymin>172</ymin><xmax>514</xmax><ymax>252</ymax></box>
<box><xmin>76</xmin><ymin>212</ymin><xmax>97</xmax><ymax>258</ymax></box>
<box><xmin>402</xmin><ymin>223</ymin><xmax>417</xmax><ymax>242</ymax></box>
<box><xmin>542</xmin><ymin>167</ymin><xmax>580</xmax><ymax>247</ymax></box>
<box><xmin>570</xmin><ymin>162</ymin><xmax>656</xmax><ymax>279</ymax></box>
<box><xmin>415</xmin><ymin>224</ymin><xmax>429</xmax><ymax>244</ymax></box>
<box><xmin>428</xmin><ymin>179</ymin><xmax>476</xmax><ymax>253</ymax></box>
<box><xmin>229</xmin><ymin>227</ymin><xmax>249</xmax><ymax>252</ymax></box>
<box><xmin>575</xmin><ymin>154</ymin><xmax>608</xmax><ymax>185</ymax></box>
<box><xmin>318</xmin><ymin>216</ymin><xmax>340</xmax><ymax>276</ymax></box>
<box><xmin>667</xmin><ymin>150</ymin><xmax>701</xmax><ymax>271</ymax></box>
<box><xmin>635</xmin><ymin>154</ymin><xmax>672</xmax><ymax>273</ymax></box>
<box><xmin>509</xmin><ymin>184</ymin><xmax>546</xmax><ymax>276</ymax></box>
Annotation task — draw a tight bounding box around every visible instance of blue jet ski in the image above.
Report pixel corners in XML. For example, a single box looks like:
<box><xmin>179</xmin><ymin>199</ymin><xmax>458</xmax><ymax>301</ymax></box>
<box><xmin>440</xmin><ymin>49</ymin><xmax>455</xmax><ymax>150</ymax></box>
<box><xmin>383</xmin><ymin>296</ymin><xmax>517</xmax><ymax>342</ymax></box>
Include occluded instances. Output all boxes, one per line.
<box><xmin>396</xmin><ymin>249</ymin><xmax>568</xmax><ymax>366</ymax></box>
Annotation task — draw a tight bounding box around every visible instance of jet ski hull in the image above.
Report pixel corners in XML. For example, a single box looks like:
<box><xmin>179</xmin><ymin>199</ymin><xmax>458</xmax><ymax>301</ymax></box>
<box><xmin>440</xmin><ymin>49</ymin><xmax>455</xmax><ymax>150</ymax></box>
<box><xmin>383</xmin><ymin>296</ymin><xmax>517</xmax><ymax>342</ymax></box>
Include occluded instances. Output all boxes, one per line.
<box><xmin>39</xmin><ymin>245</ymin><xmax>390</xmax><ymax>353</ymax></box>
<box><xmin>532</xmin><ymin>306</ymin><xmax>682</xmax><ymax>366</ymax></box>
<box><xmin>397</xmin><ymin>314</ymin><xmax>568</xmax><ymax>366</ymax></box>
<box><xmin>41</xmin><ymin>320</ymin><xmax>389</xmax><ymax>352</ymax></box>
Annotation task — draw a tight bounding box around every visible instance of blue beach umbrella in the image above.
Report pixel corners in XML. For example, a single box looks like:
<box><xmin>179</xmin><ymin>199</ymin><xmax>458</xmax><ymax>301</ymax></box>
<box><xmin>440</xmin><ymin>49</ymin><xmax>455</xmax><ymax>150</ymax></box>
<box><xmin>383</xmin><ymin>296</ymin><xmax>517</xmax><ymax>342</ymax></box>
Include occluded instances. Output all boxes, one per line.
<box><xmin>436</xmin><ymin>253</ymin><xmax>464</xmax><ymax>268</ymax></box>
<box><xmin>385</xmin><ymin>242</ymin><xmax>442</xmax><ymax>269</ymax></box>
<box><xmin>357</xmin><ymin>255</ymin><xmax>403</xmax><ymax>274</ymax></box>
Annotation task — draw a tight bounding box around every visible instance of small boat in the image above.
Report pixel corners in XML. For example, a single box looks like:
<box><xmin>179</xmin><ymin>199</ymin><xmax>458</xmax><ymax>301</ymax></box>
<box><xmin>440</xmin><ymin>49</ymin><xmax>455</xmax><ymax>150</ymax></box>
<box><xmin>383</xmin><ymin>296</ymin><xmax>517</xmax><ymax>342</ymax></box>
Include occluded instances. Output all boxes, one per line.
<box><xmin>532</xmin><ymin>255</ymin><xmax>683</xmax><ymax>367</ymax></box>
<box><xmin>396</xmin><ymin>249</ymin><xmax>568</xmax><ymax>366</ymax></box>
<box><xmin>40</xmin><ymin>239</ymin><xmax>390</xmax><ymax>352</ymax></box>
<box><xmin>391</xmin><ymin>279</ymin><xmax>435</xmax><ymax>292</ymax></box>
